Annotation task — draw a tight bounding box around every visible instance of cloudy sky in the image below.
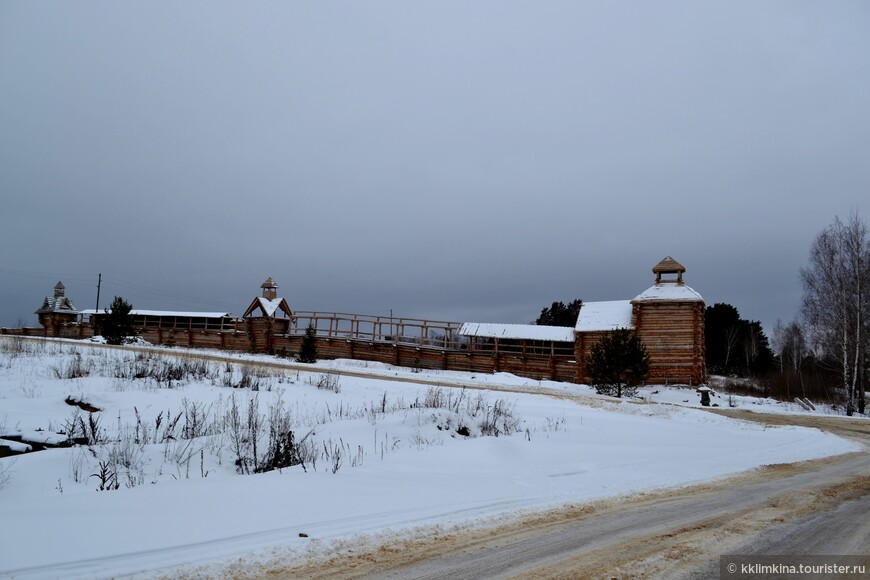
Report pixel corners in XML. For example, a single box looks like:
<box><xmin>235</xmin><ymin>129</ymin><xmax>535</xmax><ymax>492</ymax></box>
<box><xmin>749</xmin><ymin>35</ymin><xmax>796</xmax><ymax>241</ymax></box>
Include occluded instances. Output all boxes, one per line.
<box><xmin>2</xmin><ymin>2</ymin><xmax>868</xmax><ymax>334</ymax></box>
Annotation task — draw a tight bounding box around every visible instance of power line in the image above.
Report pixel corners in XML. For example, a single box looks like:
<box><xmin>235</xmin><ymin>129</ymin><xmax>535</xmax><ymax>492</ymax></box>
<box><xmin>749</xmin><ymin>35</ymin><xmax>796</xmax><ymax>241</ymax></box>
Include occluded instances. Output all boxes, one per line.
<box><xmin>3</xmin><ymin>268</ymin><xmax>247</xmax><ymax>312</ymax></box>
<box><xmin>99</xmin><ymin>277</ymin><xmax>239</xmax><ymax>311</ymax></box>
<box><xmin>0</xmin><ymin>268</ymin><xmax>96</xmax><ymax>284</ymax></box>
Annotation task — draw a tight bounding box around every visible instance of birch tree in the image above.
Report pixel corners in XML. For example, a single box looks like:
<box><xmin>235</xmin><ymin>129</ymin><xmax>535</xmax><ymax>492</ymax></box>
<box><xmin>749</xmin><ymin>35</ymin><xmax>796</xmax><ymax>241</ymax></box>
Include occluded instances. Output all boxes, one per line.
<box><xmin>772</xmin><ymin>320</ymin><xmax>808</xmax><ymax>398</ymax></box>
<box><xmin>800</xmin><ymin>213</ymin><xmax>869</xmax><ymax>415</ymax></box>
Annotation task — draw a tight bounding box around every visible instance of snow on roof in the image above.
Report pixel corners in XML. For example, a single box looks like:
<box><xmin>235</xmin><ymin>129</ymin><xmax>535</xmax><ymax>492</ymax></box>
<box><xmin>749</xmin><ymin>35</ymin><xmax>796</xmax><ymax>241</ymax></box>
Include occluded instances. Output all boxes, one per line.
<box><xmin>81</xmin><ymin>309</ymin><xmax>232</xmax><ymax>318</ymax></box>
<box><xmin>632</xmin><ymin>283</ymin><xmax>704</xmax><ymax>303</ymax></box>
<box><xmin>458</xmin><ymin>322</ymin><xmax>575</xmax><ymax>342</ymax></box>
<box><xmin>252</xmin><ymin>297</ymin><xmax>282</xmax><ymax>317</ymax></box>
<box><xmin>35</xmin><ymin>296</ymin><xmax>79</xmax><ymax>315</ymax></box>
<box><xmin>575</xmin><ymin>300</ymin><xmax>634</xmax><ymax>332</ymax></box>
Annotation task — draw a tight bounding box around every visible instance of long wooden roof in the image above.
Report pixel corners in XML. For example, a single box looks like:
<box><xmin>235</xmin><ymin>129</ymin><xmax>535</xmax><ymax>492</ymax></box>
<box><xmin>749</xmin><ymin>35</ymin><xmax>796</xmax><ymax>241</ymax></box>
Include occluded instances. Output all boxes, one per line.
<box><xmin>458</xmin><ymin>323</ymin><xmax>575</xmax><ymax>342</ymax></box>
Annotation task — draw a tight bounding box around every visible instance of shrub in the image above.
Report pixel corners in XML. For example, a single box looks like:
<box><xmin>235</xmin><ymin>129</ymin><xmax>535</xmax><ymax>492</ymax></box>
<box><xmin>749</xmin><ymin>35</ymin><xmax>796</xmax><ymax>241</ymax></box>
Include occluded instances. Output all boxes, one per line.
<box><xmin>296</xmin><ymin>325</ymin><xmax>317</xmax><ymax>363</ymax></box>
<box><xmin>101</xmin><ymin>296</ymin><xmax>136</xmax><ymax>345</ymax></box>
<box><xmin>314</xmin><ymin>373</ymin><xmax>341</xmax><ymax>393</ymax></box>
<box><xmin>586</xmin><ymin>328</ymin><xmax>650</xmax><ymax>398</ymax></box>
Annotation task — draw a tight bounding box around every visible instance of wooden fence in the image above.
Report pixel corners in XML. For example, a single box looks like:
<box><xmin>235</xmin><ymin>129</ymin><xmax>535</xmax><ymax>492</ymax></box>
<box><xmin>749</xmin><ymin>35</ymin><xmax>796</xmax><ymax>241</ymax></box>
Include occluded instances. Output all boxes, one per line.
<box><xmin>1</xmin><ymin>313</ymin><xmax>580</xmax><ymax>383</ymax></box>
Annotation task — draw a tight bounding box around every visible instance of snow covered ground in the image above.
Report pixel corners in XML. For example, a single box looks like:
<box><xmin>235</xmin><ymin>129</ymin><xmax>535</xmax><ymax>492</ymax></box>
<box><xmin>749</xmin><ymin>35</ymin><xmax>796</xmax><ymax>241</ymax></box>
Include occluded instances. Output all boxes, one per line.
<box><xmin>635</xmin><ymin>380</ymin><xmax>858</xmax><ymax>416</ymax></box>
<box><xmin>0</xmin><ymin>338</ymin><xmax>862</xmax><ymax>579</ymax></box>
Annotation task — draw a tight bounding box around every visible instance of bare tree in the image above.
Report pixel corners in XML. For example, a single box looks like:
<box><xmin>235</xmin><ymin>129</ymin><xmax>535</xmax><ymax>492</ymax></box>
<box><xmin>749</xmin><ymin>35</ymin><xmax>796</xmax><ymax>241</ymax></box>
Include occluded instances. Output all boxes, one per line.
<box><xmin>801</xmin><ymin>212</ymin><xmax>869</xmax><ymax>415</ymax></box>
<box><xmin>723</xmin><ymin>325</ymin><xmax>741</xmax><ymax>371</ymax></box>
<box><xmin>772</xmin><ymin>319</ymin><xmax>808</xmax><ymax>397</ymax></box>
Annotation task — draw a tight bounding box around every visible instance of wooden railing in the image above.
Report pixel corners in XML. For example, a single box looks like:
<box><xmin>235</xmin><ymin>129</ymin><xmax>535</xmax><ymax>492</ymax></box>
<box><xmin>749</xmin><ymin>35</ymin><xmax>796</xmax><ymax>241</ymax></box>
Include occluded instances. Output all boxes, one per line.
<box><xmin>287</xmin><ymin>311</ymin><xmax>465</xmax><ymax>349</ymax></box>
<box><xmin>285</xmin><ymin>311</ymin><xmax>576</xmax><ymax>356</ymax></box>
<box><xmin>5</xmin><ymin>311</ymin><xmax>578</xmax><ymax>360</ymax></box>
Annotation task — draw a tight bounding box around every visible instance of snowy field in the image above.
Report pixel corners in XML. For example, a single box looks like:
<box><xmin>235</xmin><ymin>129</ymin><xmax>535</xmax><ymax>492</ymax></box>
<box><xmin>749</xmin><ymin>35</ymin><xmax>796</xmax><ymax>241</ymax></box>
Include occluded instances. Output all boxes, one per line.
<box><xmin>0</xmin><ymin>337</ymin><xmax>861</xmax><ymax>579</ymax></box>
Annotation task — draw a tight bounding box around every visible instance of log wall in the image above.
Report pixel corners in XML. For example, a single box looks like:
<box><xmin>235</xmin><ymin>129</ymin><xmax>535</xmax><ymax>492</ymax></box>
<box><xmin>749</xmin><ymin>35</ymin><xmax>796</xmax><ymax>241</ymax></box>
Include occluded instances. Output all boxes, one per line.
<box><xmin>12</xmin><ymin>300</ymin><xmax>704</xmax><ymax>386</ymax></box>
<box><xmin>633</xmin><ymin>301</ymin><xmax>706</xmax><ymax>385</ymax></box>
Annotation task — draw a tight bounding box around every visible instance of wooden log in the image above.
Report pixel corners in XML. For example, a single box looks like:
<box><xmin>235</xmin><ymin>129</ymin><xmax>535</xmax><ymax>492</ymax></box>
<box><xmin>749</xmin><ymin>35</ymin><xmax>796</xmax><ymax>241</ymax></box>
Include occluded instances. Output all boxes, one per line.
<box><xmin>794</xmin><ymin>397</ymin><xmax>812</xmax><ymax>411</ymax></box>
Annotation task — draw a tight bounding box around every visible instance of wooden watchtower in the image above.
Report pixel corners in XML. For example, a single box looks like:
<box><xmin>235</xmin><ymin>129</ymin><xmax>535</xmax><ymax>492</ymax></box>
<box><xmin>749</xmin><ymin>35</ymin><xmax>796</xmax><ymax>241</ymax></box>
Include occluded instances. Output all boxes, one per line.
<box><xmin>242</xmin><ymin>278</ymin><xmax>293</xmax><ymax>353</ymax></box>
<box><xmin>632</xmin><ymin>257</ymin><xmax>706</xmax><ymax>385</ymax></box>
<box><xmin>35</xmin><ymin>281</ymin><xmax>80</xmax><ymax>336</ymax></box>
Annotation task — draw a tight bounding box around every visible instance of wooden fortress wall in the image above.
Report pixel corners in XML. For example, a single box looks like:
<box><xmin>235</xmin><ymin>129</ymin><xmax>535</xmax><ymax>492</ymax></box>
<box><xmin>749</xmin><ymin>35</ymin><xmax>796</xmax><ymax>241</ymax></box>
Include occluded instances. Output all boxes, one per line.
<box><xmin>5</xmin><ymin>304</ymin><xmax>705</xmax><ymax>385</ymax></box>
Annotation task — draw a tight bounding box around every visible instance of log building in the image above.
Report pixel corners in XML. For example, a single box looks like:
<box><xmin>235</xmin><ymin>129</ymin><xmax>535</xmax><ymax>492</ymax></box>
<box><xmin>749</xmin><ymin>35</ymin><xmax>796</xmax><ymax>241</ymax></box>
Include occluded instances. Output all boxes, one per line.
<box><xmin>34</xmin><ymin>282</ymin><xmax>80</xmax><ymax>336</ymax></box>
<box><xmin>458</xmin><ymin>257</ymin><xmax>706</xmax><ymax>385</ymax></box>
<box><xmin>573</xmin><ymin>257</ymin><xmax>706</xmax><ymax>385</ymax></box>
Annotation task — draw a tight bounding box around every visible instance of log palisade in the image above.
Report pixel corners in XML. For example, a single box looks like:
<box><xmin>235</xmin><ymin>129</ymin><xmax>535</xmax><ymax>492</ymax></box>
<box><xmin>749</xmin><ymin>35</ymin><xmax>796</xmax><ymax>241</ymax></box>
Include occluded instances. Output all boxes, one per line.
<box><xmin>25</xmin><ymin>258</ymin><xmax>706</xmax><ymax>386</ymax></box>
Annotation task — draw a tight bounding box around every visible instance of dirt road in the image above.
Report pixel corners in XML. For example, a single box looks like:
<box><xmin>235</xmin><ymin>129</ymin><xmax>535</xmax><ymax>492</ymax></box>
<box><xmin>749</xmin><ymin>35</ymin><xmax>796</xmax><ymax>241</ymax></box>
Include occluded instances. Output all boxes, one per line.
<box><xmin>256</xmin><ymin>412</ymin><xmax>869</xmax><ymax>580</ymax></box>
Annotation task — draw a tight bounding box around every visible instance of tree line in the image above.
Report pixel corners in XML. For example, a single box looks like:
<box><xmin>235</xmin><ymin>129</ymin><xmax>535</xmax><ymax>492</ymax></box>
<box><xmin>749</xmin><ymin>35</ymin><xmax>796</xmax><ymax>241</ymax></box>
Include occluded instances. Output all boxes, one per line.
<box><xmin>692</xmin><ymin>212</ymin><xmax>868</xmax><ymax>415</ymax></box>
<box><xmin>787</xmin><ymin>212</ymin><xmax>868</xmax><ymax>415</ymax></box>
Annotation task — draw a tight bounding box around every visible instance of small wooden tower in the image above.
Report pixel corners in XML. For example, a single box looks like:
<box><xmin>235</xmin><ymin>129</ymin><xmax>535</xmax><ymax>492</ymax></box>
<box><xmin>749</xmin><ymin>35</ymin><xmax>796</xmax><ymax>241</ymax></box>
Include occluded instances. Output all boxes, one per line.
<box><xmin>35</xmin><ymin>281</ymin><xmax>80</xmax><ymax>335</ymax></box>
<box><xmin>243</xmin><ymin>278</ymin><xmax>292</xmax><ymax>318</ymax></box>
<box><xmin>632</xmin><ymin>257</ymin><xmax>706</xmax><ymax>385</ymax></box>
<box><xmin>242</xmin><ymin>277</ymin><xmax>293</xmax><ymax>353</ymax></box>
<box><xmin>261</xmin><ymin>277</ymin><xmax>278</xmax><ymax>301</ymax></box>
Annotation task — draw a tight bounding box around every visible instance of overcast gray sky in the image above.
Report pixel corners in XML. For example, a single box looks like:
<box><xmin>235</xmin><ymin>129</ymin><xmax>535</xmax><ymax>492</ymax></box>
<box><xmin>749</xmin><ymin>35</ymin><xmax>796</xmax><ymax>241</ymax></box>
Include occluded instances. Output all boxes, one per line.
<box><xmin>2</xmin><ymin>1</ymin><xmax>868</xmax><ymax>335</ymax></box>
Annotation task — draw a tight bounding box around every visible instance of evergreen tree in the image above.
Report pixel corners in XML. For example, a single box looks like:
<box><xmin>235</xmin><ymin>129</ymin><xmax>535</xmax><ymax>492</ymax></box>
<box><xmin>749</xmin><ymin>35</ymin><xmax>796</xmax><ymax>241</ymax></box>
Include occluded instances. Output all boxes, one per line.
<box><xmin>705</xmin><ymin>303</ymin><xmax>775</xmax><ymax>376</ymax></box>
<box><xmin>296</xmin><ymin>324</ymin><xmax>318</xmax><ymax>363</ymax></box>
<box><xmin>586</xmin><ymin>328</ymin><xmax>650</xmax><ymax>398</ymax></box>
<box><xmin>101</xmin><ymin>296</ymin><xmax>135</xmax><ymax>345</ymax></box>
<box><xmin>705</xmin><ymin>303</ymin><xmax>743</xmax><ymax>374</ymax></box>
<box><xmin>535</xmin><ymin>299</ymin><xmax>583</xmax><ymax>327</ymax></box>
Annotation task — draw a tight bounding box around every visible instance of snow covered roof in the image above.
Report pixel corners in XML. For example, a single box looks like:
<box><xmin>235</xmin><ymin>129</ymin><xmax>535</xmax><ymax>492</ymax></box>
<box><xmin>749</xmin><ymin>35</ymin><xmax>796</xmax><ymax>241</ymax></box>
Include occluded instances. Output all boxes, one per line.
<box><xmin>632</xmin><ymin>283</ymin><xmax>704</xmax><ymax>302</ymax></box>
<box><xmin>242</xmin><ymin>296</ymin><xmax>293</xmax><ymax>318</ymax></box>
<box><xmin>575</xmin><ymin>300</ymin><xmax>634</xmax><ymax>332</ymax></box>
<box><xmin>458</xmin><ymin>323</ymin><xmax>575</xmax><ymax>342</ymax></box>
<box><xmin>81</xmin><ymin>309</ymin><xmax>232</xmax><ymax>318</ymax></box>
<box><xmin>35</xmin><ymin>296</ymin><xmax>79</xmax><ymax>315</ymax></box>
<box><xmin>253</xmin><ymin>298</ymin><xmax>282</xmax><ymax>317</ymax></box>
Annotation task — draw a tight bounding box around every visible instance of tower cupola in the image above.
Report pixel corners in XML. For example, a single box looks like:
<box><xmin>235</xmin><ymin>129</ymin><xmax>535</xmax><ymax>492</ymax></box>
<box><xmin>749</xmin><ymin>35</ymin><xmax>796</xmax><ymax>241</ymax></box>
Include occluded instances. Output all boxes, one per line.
<box><xmin>261</xmin><ymin>277</ymin><xmax>278</xmax><ymax>300</ymax></box>
<box><xmin>652</xmin><ymin>256</ymin><xmax>686</xmax><ymax>285</ymax></box>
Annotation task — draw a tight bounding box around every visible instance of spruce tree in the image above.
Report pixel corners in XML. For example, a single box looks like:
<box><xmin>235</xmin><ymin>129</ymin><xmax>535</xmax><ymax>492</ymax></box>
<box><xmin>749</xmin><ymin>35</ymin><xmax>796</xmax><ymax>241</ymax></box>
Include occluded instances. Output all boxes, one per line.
<box><xmin>535</xmin><ymin>299</ymin><xmax>583</xmax><ymax>327</ymax></box>
<box><xmin>101</xmin><ymin>296</ymin><xmax>135</xmax><ymax>345</ymax></box>
<box><xmin>586</xmin><ymin>328</ymin><xmax>650</xmax><ymax>398</ymax></box>
<box><xmin>296</xmin><ymin>324</ymin><xmax>318</xmax><ymax>363</ymax></box>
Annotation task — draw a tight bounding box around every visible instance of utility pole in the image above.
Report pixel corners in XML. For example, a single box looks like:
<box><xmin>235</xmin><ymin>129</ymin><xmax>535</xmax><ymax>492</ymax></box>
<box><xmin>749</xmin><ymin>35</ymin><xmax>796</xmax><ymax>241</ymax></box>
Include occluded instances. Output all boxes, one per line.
<box><xmin>95</xmin><ymin>273</ymin><xmax>102</xmax><ymax>313</ymax></box>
